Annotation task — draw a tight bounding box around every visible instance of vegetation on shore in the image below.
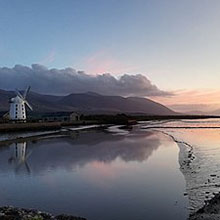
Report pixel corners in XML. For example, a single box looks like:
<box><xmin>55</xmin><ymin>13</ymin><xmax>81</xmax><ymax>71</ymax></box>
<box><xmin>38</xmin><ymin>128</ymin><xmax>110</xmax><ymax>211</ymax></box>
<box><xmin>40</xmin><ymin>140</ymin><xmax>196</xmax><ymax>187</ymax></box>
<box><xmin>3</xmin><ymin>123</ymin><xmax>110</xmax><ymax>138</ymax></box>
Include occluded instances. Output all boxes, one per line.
<box><xmin>0</xmin><ymin>113</ymin><xmax>220</xmax><ymax>133</ymax></box>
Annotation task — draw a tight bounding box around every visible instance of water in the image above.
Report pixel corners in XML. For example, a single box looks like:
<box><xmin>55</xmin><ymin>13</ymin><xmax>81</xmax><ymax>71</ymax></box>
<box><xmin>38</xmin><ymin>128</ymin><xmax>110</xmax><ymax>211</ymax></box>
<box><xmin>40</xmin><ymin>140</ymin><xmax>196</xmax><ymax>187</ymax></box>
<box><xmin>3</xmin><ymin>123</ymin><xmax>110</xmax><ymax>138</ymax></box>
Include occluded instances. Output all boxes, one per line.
<box><xmin>0</xmin><ymin>127</ymin><xmax>188</xmax><ymax>220</ymax></box>
<box><xmin>141</xmin><ymin>118</ymin><xmax>220</xmax><ymax>212</ymax></box>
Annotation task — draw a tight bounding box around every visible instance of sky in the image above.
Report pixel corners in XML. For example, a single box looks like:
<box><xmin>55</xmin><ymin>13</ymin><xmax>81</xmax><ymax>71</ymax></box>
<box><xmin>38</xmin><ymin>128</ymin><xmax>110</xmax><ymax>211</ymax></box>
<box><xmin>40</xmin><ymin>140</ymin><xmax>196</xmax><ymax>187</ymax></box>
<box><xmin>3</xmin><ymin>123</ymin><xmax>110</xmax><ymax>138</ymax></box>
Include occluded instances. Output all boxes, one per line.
<box><xmin>1</xmin><ymin>0</ymin><xmax>220</xmax><ymax>112</ymax></box>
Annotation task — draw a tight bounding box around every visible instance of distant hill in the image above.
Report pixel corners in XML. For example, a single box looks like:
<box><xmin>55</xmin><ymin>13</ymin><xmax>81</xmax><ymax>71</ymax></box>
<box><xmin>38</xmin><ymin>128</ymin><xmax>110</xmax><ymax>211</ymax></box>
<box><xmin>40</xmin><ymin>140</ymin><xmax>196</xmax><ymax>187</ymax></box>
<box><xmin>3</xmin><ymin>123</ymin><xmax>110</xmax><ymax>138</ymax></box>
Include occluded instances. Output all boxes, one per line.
<box><xmin>180</xmin><ymin>110</ymin><xmax>220</xmax><ymax>116</ymax></box>
<box><xmin>209</xmin><ymin>109</ymin><xmax>220</xmax><ymax>116</ymax></box>
<box><xmin>180</xmin><ymin>110</ymin><xmax>208</xmax><ymax>115</ymax></box>
<box><xmin>0</xmin><ymin>89</ymin><xmax>176</xmax><ymax>115</ymax></box>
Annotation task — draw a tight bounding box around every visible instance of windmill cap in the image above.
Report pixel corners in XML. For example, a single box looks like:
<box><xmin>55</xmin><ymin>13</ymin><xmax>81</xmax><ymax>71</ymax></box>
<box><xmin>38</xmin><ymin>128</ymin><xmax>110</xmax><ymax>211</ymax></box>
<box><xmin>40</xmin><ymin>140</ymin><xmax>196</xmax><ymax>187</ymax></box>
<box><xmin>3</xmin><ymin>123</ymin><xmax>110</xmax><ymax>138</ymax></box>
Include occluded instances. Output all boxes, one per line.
<box><xmin>11</xmin><ymin>96</ymin><xmax>25</xmax><ymax>103</ymax></box>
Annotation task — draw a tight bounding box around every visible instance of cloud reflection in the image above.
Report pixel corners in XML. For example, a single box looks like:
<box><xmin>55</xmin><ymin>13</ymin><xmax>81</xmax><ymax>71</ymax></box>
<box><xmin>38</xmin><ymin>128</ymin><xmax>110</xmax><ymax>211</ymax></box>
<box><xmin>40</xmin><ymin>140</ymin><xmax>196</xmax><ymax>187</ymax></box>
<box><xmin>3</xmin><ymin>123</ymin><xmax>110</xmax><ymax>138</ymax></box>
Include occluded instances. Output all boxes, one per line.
<box><xmin>0</xmin><ymin>130</ymin><xmax>162</xmax><ymax>175</ymax></box>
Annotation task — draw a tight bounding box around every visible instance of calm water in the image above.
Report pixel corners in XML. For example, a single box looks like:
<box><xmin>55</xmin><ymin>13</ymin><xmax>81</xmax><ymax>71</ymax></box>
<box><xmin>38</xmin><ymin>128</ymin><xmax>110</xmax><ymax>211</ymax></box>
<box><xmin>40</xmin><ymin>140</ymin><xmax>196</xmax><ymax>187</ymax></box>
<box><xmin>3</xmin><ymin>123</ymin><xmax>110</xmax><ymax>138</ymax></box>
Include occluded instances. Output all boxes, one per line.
<box><xmin>142</xmin><ymin>118</ymin><xmax>220</xmax><ymax>212</ymax></box>
<box><xmin>0</xmin><ymin>127</ymin><xmax>188</xmax><ymax>220</ymax></box>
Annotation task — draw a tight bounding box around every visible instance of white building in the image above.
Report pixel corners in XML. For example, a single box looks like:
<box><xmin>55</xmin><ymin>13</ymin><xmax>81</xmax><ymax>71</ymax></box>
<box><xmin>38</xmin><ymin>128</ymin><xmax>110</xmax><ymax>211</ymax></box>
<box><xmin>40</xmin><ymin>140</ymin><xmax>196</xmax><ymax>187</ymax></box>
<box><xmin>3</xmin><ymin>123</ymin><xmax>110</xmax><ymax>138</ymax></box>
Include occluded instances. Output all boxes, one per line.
<box><xmin>9</xmin><ymin>87</ymin><xmax>32</xmax><ymax>121</ymax></box>
<box><xmin>9</xmin><ymin>96</ymin><xmax>26</xmax><ymax>120</ymax></box>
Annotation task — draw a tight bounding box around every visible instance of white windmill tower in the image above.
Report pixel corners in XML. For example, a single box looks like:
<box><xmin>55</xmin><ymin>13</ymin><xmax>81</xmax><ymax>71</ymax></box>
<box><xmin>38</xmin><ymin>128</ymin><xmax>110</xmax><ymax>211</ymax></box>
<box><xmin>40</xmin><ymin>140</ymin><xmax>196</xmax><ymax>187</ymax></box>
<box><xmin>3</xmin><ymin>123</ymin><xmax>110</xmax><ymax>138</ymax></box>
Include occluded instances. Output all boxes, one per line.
<box><xmin>9</xmin><ymin>86</ymin><xmax>33</xmax><ymax>121</ymax></box>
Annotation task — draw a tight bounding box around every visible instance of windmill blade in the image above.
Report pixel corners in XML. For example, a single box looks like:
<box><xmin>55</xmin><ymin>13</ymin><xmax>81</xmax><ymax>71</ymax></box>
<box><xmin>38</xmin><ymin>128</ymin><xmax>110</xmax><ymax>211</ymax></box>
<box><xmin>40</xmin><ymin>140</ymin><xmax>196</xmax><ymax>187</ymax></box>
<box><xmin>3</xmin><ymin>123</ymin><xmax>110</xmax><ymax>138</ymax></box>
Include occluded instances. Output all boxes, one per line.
<box><xmin>25</xmin><ymin>100</ymin><xmax>33</xmax><ymax>111</ymax></box>
<box><xmin>15</xmin><ymin>89</ymin><xmax>24</xmax><ymax>99</ymax></box>
<box><xmin>23</xmin><ymin>86</ymin><xmax>31</xmax><ymax>99</ymax></box>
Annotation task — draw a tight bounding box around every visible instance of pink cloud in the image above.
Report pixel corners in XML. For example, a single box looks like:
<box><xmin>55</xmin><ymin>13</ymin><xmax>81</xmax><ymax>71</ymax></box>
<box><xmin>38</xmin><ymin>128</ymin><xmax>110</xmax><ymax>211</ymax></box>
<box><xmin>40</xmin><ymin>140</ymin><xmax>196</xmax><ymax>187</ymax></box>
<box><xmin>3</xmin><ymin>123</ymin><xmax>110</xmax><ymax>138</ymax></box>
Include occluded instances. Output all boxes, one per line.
<box><xmin>39</xmin><ymin>50</ymin><xmax>56</xmax><ymax>65</ymax></box>
<box><xmin>152</xmin><ymin>89</ymin><xmax>220</xmax><ymax>112</ymax></box>
<box><xmin>82</xmin><ymin>50</ymin><xmax>138</xmax><ymax>75</ymax></box>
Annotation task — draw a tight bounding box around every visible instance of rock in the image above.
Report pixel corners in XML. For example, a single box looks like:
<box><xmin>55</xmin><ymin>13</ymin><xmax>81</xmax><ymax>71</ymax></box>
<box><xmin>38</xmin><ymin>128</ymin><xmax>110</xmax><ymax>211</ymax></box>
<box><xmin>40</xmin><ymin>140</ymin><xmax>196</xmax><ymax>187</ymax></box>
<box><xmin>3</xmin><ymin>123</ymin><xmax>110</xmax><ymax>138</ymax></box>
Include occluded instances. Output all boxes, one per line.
<box><xmin>210</xmin><ymin>174</ymin><xmax>217</xmax><ymax>177</ymax></box>
<box><xmin>189</xmin><ymin>192</ymin><xmax>220</xmax><ymax>219</ymax></box>
<box><xmin>0</xmin><ymin>207</ymin><xmax>87</xmax><ymax>220</ymax></box>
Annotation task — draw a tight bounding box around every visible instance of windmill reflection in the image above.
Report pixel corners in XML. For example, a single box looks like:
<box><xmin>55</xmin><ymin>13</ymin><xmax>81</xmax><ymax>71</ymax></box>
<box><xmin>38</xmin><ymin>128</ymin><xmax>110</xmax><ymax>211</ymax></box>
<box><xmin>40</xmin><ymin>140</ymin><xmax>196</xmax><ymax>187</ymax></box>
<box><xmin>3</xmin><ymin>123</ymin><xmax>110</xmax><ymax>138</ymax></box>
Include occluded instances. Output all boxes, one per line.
<box><xmin>8</xmin><ymin>142</ymin><xmax>31</xmax><ymax>174</ymax></box>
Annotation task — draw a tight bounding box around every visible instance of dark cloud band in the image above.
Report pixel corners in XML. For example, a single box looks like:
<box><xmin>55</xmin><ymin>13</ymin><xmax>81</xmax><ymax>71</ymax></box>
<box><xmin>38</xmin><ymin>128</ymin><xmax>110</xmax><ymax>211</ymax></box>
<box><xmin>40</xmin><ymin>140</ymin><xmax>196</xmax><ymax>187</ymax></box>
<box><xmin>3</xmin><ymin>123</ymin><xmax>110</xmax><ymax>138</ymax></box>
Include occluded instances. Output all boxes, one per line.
<box><xmin>0</xmin><ymin>64</ymin><xmax>172</xmax><ymax>97</ymax></box>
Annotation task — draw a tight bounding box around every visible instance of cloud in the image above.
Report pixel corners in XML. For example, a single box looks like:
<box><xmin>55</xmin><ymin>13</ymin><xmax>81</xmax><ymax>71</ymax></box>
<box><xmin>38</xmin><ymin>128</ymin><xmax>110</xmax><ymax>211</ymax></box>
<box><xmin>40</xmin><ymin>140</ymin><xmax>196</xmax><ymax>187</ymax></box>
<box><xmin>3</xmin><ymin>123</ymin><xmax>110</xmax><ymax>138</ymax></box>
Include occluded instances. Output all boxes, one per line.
<box><xmin>0</xmin><ymin>64</ymin><xmax>172</xmax><ymax>97</ymax></box>
<box><xmin>152</xmin><ymin>89</ymin><xmax>220</xmax><ymax>113</ymax></box>
<box><xmin>0</xmin><ymin>130</ymin><xmax>160</xmax><ymax>174</ymax></box>
<box><xmin>39</xmin><ymin>50</ymin><xmax>56</xmax><ymax>65</ymax></box>
<box><xmin>82</xmin><ymin>50</ymin><xmax>139</xmax><ymax>75</ymax></box>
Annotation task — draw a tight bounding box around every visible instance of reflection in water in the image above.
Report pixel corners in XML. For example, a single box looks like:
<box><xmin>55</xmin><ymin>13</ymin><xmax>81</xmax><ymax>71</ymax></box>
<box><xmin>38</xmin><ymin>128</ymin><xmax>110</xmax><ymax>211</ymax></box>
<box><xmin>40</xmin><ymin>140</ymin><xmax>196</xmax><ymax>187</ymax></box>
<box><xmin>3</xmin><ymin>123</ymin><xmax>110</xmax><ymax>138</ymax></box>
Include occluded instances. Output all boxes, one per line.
<box><xmin>0</xmin><ymin>129</ymin><xmax>188</xmax><ymax>220</ymax></box>
<box><xmin>8</xmin><ymin>142</ymin><xmax>31</xmax><ymax>174</ymax></box>
<box><xmin>1</xmin><ymin>131</ymin><xmax>161</xmax><ymax>174</ymax></box>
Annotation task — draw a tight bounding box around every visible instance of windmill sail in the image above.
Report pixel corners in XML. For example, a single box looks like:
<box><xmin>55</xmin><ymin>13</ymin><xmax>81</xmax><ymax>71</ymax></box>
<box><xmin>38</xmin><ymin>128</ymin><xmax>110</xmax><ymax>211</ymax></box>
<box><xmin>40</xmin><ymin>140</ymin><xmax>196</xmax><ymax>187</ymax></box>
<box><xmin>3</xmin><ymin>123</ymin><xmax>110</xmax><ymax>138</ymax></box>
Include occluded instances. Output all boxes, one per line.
<box><xmin>15</xmin><ymin>89</ymin><xmax>24</xmax><ymax>99</ymax></box>
<box><xmin>25</xmin><ymin>100</ymin><xmax>33</xmax><ymax>111</ymax></box>
<box><xmin>23</xmin><ymin>86</ymin><xmax>31</xmax><ymax>99</ymax></box>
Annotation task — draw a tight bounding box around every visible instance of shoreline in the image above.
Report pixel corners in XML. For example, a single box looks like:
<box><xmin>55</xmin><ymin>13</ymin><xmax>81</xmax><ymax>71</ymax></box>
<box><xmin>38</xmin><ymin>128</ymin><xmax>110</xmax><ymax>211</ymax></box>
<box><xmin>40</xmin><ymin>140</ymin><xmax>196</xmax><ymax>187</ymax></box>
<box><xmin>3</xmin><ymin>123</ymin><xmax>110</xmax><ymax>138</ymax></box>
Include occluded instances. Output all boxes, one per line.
<box><xmin>1</xmin><ymin>114</ymin><xmax>220</xmax><ymax>133</ymax></box>
<box><xmin>0</xmin><ymin>121</ymin><xmax>101</xmax><ymax>133</ymax></box>
<box><xmin>156</xmin><ymin>129</ymin><xmax>220</xmax><ymax>220</ymax></box>
<box><xmin>0</xmin><ymin>124</ymin><xmax>109</xmax><ymax>146</ymax></box>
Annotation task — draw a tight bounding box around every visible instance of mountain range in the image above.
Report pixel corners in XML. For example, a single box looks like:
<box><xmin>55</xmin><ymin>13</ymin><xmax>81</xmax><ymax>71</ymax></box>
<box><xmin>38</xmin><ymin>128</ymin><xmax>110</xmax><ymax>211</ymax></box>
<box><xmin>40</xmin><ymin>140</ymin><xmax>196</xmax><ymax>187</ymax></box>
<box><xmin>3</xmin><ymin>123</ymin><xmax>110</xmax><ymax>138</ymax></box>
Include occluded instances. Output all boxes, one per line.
<box><xmin>0</xmin><ymin>89</ymin><xmax>176</xmax><ymax>115</ymax></box>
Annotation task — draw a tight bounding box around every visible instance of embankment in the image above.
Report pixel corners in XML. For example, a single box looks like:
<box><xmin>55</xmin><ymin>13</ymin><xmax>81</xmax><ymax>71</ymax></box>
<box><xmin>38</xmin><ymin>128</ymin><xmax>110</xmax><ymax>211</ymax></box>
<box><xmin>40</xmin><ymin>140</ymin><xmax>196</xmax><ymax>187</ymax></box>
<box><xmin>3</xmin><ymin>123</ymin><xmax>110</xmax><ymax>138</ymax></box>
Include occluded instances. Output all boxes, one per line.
<box><xmin>0</xmin><ymin>121</ymin><xmax>98</xmax><ymax>132</ymax></box>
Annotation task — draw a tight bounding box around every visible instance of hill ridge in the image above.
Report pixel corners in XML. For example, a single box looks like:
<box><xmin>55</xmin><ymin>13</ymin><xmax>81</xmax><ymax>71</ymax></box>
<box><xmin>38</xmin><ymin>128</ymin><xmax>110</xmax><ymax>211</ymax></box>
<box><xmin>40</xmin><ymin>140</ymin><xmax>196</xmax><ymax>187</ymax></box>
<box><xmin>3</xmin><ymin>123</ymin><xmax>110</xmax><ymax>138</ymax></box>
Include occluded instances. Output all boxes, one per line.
<box><xmin>0</xmin><ymin>90</ymin><xmax>176</xmax><ymax>115</ymax></box>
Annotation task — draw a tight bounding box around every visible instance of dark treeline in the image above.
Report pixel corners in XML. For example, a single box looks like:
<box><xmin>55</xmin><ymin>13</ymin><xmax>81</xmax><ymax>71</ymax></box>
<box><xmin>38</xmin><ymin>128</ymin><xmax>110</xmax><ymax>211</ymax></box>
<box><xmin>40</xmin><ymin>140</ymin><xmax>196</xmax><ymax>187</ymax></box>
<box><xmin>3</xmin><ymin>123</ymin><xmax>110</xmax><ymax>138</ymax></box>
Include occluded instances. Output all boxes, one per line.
<box><xmin>81</xmin><ymin>113</ymin><xmax>130</xmax><ymax>125</ymax></box>
<box><xmin>81</xmin><ymin>113</ymin><xmax>220</xmax><ymax>125</ymax></box>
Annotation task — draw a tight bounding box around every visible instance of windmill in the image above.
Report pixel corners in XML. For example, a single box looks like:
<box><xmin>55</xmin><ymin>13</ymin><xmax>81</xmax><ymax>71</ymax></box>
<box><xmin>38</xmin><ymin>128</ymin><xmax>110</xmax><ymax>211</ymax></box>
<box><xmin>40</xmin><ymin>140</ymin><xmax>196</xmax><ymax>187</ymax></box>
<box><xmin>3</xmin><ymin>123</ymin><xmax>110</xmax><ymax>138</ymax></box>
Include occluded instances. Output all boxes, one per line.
<box><xmin>9</xmin><ymin>86</ymin><xmax>33</xmax><ymax>121</ymax></box>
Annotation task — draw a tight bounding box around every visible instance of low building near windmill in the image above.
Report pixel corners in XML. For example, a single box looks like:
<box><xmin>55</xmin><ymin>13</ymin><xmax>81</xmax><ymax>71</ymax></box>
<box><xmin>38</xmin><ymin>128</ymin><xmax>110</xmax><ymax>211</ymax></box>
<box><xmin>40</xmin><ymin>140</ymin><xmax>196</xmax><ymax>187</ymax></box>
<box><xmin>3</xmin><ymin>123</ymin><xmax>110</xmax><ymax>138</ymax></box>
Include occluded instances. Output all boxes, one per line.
<box><xmin>38</xmin><ymin>112</ymin><xmax>80</xmax><ymax>122</ymax></box>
